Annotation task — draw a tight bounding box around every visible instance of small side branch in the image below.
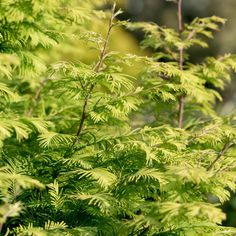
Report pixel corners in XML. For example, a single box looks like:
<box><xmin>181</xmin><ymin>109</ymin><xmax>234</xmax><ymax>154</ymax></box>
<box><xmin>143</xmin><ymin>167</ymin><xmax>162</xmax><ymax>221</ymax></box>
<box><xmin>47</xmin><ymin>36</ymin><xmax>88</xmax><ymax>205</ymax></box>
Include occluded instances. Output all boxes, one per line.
<box><xmin>93</xmin><ymin>3</ymin><xmax>116</xmax><ymax>73</ymax></box>
<box><xmin>71</xmin><ymin>3</ymin><xmax>116</xmax><ymax>148</ymax></box>
<box><xmin>186</xmin><ymin>29</ymin><xmax>196</xmax><ymax>41</ymax></box>
<box><xmin>207</xmin><ymin>142</ymin><xmax>234</xmax><ymax>171</ymax></box>
<box><xmin>26</xmin><ymin>77</ymin><xmax>50</xmax><ymax>116</ymax></box>
<box><xmin>178</xmin><ymin>95</ymin><xmax>185</xmax><ymax>128</ymax></box>
<box><xmin>72</xmin><ymin>84</ymin><xmax>94</xmax><ymax>146</ymax></box>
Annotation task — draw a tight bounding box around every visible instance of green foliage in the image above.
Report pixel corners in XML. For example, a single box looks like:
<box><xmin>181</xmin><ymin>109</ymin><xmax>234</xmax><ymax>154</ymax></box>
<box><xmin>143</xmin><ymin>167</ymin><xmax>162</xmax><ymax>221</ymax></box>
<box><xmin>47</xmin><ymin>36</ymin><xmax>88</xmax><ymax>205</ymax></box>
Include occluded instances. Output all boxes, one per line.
<box><xmin>0</xmin><ymin>0</ymin><xmax>236</xmax><ymax>235</ymax></box>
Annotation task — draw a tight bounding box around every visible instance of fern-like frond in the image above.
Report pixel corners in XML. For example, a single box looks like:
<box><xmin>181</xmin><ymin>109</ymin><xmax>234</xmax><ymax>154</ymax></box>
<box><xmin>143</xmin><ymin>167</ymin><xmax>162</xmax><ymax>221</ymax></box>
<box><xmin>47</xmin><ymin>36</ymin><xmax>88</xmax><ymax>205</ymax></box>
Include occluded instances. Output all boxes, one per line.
<box><xmin>78</xmin><ymin>168</ymin><xmax>117</xmax><ymax>189</ymax></box>
<box><xmin>38</xmin><ymin>132</ymin><xmax>74</xmax><ymax>148</ymax></box>
<box><xmin>47</xmin><ymin>181</ymin><xmax>65</xmax><ymax>210</ymax></box>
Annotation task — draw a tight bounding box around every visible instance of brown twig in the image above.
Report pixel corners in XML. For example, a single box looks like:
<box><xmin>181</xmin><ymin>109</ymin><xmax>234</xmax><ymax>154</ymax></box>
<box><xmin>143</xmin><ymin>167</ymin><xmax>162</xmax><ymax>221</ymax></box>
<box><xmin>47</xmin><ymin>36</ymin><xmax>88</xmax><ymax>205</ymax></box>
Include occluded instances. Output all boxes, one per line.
<box><xmin>186</xmin><ymin>29</ymin><xmax>196</xmax><ymax>41</ymax></box>
<box><xmin>71</xmin><ymin>3</ymin><xmax>116</xmax><ymax>148</ymax></box>
<box><xmin>207</xmin><ymin>142</ymin><xmax>234</xmax><ymax>171</ymax></box>
<box><xmin>26</xmin><ymin>77</ymin><xmax>50</xmax><ymax>116</ymax></box>
<box><xmin>177</xmin><ymin>0</ymin><xmax>185</xmax><ymax>128</ymax></box>
<box><xmin>177</xmin><ymin>0</ymin><xmax>183</xmax><ymax>32</ymax></box>
<box><xmin>178</xmin><ymin>95</ymin><xmax>184</xmax><ymax>128</ymax></box>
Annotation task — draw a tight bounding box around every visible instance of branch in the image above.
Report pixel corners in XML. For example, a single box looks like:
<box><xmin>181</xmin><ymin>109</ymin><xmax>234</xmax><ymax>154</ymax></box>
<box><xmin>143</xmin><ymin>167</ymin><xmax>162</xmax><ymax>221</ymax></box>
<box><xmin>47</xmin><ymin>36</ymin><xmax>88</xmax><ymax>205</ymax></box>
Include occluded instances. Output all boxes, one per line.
<box><xmin>71</xmin><ymin>3</ymin><xmax>116</xmax><ymax>148</ymax></box>
<box><xmin>207</xmin><ymin>142</ymin><xmax>234</xmax><ymax>171</ymax></box>
<box><xmin>177</xmin><ymin>0</ymin><xmax>183</xmax><ymax>33</ymax></box>
<box><xmin>25</xmin><ymin>77</ymin><xmax>50</xmax><ymax>116</ymax></box>
<box><xmin>186</xmin><ymin>29</ymin><xmax>196</xmax><ymax>41</ymax></box>
<box><xmin>178</xmin><ymin>93</ymin><xmax>185</xmax><ymax>128</ymax></box>
<box><xmin>93</xmin><ymin>3</ymin><xmax>116</xmax><ymax>73</ymax></box>
<box><xmin>177</xmin><ymin>0</ymin><xmax>185</xmax><ymax>128</ymax></box>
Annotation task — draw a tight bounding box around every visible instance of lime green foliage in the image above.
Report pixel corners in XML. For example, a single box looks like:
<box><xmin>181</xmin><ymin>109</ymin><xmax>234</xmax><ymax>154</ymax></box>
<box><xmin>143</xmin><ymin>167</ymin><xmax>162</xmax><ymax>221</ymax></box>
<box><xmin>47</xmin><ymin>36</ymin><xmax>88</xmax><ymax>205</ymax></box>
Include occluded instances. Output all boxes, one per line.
<box><xmin>0</xmin><ymin>0</ymin><xmax>236</xmax><ymax>235</ymax></box>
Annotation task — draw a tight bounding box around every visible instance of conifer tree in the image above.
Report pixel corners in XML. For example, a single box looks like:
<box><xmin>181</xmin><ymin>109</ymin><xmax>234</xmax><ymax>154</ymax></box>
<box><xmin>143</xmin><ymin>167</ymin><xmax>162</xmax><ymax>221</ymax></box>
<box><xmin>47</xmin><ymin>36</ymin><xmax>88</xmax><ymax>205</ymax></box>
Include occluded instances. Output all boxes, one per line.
<box><xmin>0</xmin><ymin>0</ymin><xmax>236</xmax><ymax>235</ymax></box>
